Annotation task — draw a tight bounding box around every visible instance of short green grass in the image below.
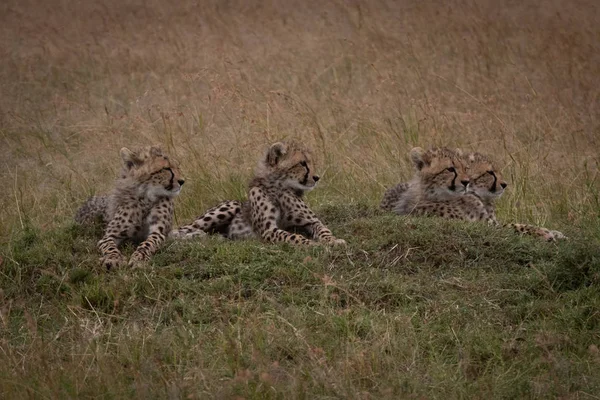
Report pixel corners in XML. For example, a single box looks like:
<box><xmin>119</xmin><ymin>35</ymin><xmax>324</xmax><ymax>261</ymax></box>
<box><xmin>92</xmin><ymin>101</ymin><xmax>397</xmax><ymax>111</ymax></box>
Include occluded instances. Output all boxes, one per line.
<box><xmin>2</xmin><ymin>204</ymin><xmax>599</xmax><ymax>398</ymax></box>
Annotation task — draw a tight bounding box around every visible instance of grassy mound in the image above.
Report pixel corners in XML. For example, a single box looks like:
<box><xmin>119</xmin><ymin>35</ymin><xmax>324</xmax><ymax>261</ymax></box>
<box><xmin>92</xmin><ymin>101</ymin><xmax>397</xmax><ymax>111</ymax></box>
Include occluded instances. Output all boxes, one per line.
<box><xmin>1</xmin><ymin>204</ymin><xmax>599</xmax><ymax>398</ymax></box>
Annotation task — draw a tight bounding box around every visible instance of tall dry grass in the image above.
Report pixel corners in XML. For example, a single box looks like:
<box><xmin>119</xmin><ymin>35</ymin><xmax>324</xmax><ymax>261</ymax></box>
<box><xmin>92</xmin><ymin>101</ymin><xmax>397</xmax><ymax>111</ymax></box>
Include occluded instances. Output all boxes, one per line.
<box><xmin>1</xmin><ymin>0</ymin><xmax>599</xmax><ymax>239</ymax></box>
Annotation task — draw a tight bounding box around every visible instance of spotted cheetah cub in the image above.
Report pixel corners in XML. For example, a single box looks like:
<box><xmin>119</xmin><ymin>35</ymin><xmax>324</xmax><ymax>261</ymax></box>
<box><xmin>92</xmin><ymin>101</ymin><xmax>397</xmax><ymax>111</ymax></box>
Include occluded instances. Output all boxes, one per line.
<box><xmin>171</xmin><ymin>140</ymin><xmax>345</xmax><ymax>246</ymax></box>
<box><xmin>384</xmin><ymin>147</ymin><xmax>471</xmax><ymax>215</ymax></box>
<box><xmin>75</xmin><ymin>145</ymin><xmax>185</xmax><ymax>269</ymax></box>
<box><xmin>384</xmin><ymin>149</ymin><xmax>566</xmax><ymax>241</ymax></box>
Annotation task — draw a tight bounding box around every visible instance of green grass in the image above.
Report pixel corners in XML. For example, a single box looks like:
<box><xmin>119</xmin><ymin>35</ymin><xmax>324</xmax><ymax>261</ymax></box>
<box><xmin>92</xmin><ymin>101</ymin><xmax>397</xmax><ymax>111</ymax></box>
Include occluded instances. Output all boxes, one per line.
<box><xmin>1</xmin><ymin>204</ymin><xmax>599</xmax><ymax>398</ymax></box>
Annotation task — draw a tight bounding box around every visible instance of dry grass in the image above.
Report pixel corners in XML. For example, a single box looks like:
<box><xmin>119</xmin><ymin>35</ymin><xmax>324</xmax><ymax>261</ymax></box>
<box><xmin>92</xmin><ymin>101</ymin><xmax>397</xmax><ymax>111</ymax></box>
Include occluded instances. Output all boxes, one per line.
<box><xmin>1</xmin><ymin>0</ymin><xmax>600</xmax><ymax>398</ymax></box>
<box><xmin>1</xmin><ymin>0</ymin><xmax>599</xmax><ymax>238</ymax></box>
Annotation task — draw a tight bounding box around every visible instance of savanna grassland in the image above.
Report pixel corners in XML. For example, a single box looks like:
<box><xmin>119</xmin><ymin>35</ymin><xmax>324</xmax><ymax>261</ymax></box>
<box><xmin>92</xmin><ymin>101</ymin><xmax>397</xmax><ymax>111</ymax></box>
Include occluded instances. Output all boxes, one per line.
<box><xmin>1</xmin><ymin>0</ymin><xmax>600</xmax><ymax>398</ymax></box>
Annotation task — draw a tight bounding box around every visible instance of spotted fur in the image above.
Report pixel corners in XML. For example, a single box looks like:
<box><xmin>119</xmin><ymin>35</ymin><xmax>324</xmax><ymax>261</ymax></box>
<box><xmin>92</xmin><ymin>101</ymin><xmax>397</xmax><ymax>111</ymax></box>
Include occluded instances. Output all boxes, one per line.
<box><xmin>75</xmin><ymin>145</ymin><xmax>185</xmax><ymax>269</ymax></box>
<box><xmin>380</xmin><ymin>182</ymin><xmax>410</xmax><ymax>211</ymax></box>
<box><xmin>171</xmin><ymin>141</ymin><xmax>345</xmax><ymax>246</ymax></box>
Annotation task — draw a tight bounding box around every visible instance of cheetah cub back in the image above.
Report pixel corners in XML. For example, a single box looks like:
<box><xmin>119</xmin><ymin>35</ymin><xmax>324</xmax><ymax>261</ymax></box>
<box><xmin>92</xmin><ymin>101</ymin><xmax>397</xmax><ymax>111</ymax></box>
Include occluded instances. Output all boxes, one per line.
<box><xmin>76</xmin><ymin>145</ymin><xmax>185</xmax><ymax>269</ymax></box>
<box><xmin>172</xmin><ymin>140</ymin><xmax>346</xmax><ymax>246</ymax></box>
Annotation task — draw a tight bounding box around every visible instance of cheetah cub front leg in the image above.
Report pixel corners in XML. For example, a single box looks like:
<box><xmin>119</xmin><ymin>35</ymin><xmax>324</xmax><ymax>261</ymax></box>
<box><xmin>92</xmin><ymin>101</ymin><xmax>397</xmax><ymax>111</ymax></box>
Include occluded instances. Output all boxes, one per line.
<box><xmin>249</xmin><ymin>187</ymin><xmax>314</xmax><ymax>245</ymax></box>
<box><xmin>307</xmin><ymin>217</ymin><xmax>347</xmax><ymax>246</ymax></box>
<box><xmin>278</xmin><ymin>192</ymin><xmax>346</xmax><ymax>246</ymax></box>
<box><xmin>97</xmin><ymin>207</ymin><xmax>135</xmax><ymax>270</ymax></box>
<box><xmin>129</xmin><ymin>199</ymin><xmax>174</xmax><ymax>267</ymax></box>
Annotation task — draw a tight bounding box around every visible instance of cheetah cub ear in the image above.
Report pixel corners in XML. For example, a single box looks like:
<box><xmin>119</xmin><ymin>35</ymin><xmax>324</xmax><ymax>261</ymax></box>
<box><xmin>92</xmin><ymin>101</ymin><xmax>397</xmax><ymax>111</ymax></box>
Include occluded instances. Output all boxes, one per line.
<box><xmin>266</xmin><ymin>142</ymin><xmax>288</xmax><ymax>167</ymax></box>
<box><xmin>120</xmin><ymin>147</ymin><xmax>142</xmax><ymax>170</ymax></box>
<box><xmin>410</xmin><ymin>147</ymin><xmax>428</xmax><ymax>170</ymax></box>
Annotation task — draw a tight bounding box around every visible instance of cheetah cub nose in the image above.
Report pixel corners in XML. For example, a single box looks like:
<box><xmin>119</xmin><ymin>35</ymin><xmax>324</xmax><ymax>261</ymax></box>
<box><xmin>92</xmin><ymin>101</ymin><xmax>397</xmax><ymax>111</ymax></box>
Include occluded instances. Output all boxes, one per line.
<box><xmin>313</xmin><ymin>175</ymin><xmax>320</xmax><ymax>182</ymax></box>
<box><xmin>178</xmin><ymin>179</ymin><xmax>185</xmax><ymax>186</ymax></box>
<box><xmin>460</xmin><ymin>180</ymin><xmax>470</xmax><ymax>187</ymax></box>
<box><xmin>500</xmin><ymin>182</ymin><xmax>507</xmax><ymax>189</ymax></box>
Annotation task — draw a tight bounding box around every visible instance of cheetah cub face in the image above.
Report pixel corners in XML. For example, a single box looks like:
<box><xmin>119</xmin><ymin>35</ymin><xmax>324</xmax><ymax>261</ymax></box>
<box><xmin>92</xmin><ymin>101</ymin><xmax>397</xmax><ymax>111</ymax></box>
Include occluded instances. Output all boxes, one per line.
<box><xmin>465</xmin><ymin>152</ymin><xmax>508</xmax><ymax>202</ymax></box>
<box><xmin>411</xmin><ymin>147</ymin><xmax>470</xmax><ymax>200</ymax></box>
<box><xmin>119</xmin><ymin>146</ymin><xmax>185</xmax><ymax>201</ymax></box>
<box><xmin>260</xmin><ymin>141</ymin><xmax>320</xmax><ymax>192</ymax></box>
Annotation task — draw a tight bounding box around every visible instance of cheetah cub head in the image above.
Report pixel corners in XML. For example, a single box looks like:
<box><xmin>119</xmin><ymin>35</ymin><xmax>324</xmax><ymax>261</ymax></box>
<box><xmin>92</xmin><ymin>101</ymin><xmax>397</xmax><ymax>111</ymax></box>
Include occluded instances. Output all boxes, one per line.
<box><xmin>465</xmin><ymin>152</ymin><xmax>508</xmax><ymax>201</ymax></box>
<box><xmin>410</xmin><ymin>147</ymin><xmax>470</xmax><ymax>200</ymax></box>
<box><xmin>119</xmin><ymin>145</ymin><xmax>185</xmax><ymax>200</ymax></box>
<box><xmin>258</xmin><ymin>140</ymin><xmax>320</xmax><ymax>192</ymax></box>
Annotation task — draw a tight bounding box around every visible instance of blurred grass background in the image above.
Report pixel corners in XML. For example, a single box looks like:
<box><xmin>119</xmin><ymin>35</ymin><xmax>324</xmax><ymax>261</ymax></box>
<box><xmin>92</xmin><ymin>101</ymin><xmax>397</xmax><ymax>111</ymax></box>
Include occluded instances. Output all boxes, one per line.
<box><xmin>1</xmin><ymin>0</ymin><xmax>598</xmax><ymax>239</ymax></box>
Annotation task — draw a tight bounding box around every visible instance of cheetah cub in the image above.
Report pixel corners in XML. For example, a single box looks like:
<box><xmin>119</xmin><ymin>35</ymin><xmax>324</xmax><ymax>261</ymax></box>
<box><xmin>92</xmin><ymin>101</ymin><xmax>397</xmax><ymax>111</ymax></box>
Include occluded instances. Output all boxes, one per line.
<box><xmin>382</xmin><ymin>146</ymin><xmax>471</xmax><ymax>214</ymax></box>
<box><xmin>171</xmin><ymin>140</ymin><xmax>346</xmax><ymax>246</ymax></box>
<box><xmin>382</xmin><ymin>149</ymin><xmax>567</xmax><ymax>241</ymax></box>
<box><xmin>400</xmin><ymin>150</ymin><xmax>506</xmax><ymax>223</ymax></box>
<box><xmin>75</xmin><ymin>145</ymin><xmax>185</xmax><ymax>269</ymax></box>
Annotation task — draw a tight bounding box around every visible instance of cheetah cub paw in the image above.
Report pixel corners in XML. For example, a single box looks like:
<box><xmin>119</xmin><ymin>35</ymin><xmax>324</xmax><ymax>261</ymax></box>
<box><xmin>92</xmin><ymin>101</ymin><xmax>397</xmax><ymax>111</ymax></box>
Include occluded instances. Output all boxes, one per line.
<box><xmin>547</xmin><ymin>230</ymin><xmax>568</xmax><ymax>242</ymax></box>
<box><xmin>170</xmin><ymin>229</ymin><xmax>208</xmax><ymax>240</ymax></box>
<box><xmin>128</xmin><ymin>250</ymin><xmax>150</xmax><ymax>267</ymax></box>
<box><xmin>322</xmin><ymin>237</ymin><xmax>347</xmax><ymax>246</ymax></box>
<box><xmin>102</xmin><ymin>254</ymin><xmax>125</xmax><ymax>270</ymax></box>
